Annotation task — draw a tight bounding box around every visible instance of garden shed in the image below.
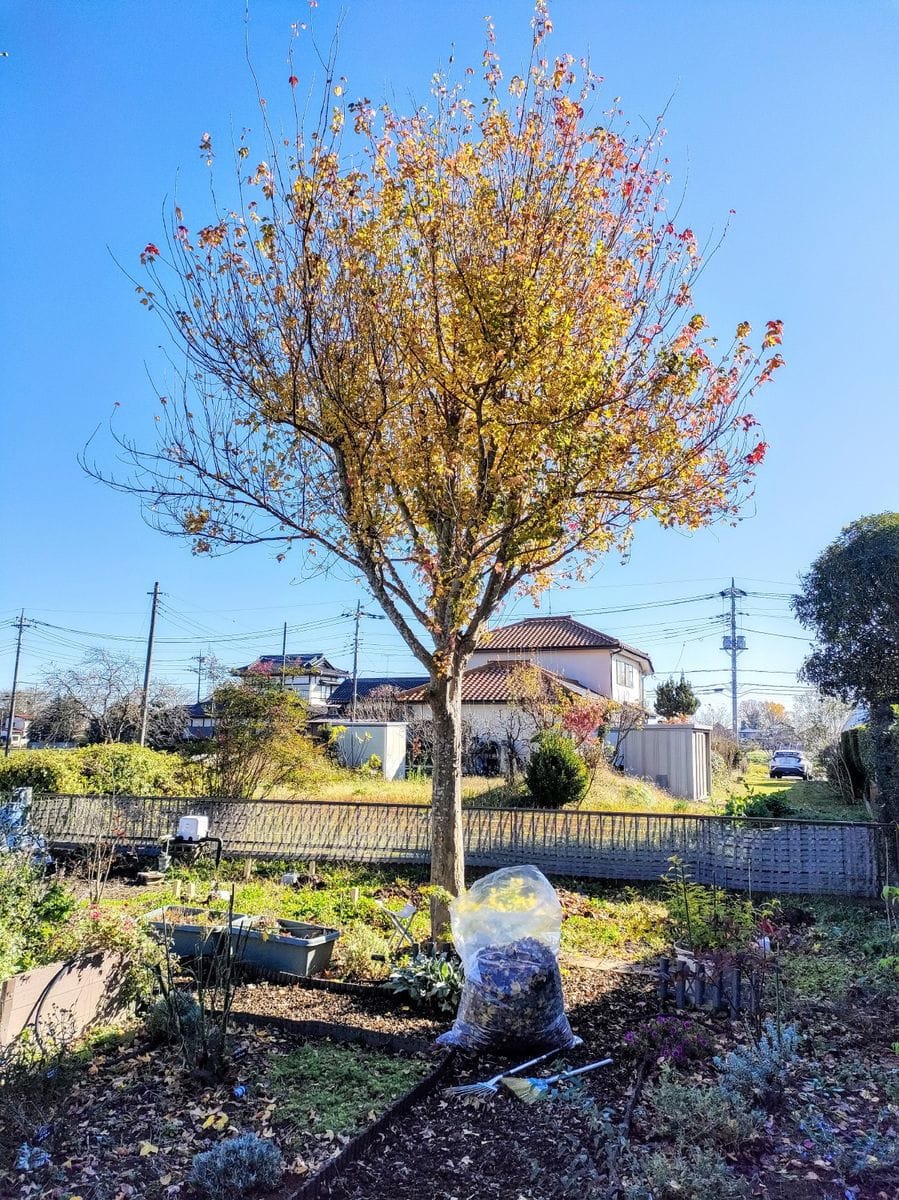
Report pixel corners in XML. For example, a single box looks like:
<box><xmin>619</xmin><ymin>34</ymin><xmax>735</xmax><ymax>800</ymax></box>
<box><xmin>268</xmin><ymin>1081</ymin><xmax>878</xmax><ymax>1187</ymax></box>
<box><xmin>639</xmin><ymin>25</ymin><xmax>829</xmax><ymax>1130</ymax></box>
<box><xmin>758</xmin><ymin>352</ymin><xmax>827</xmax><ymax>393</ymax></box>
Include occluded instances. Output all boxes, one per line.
<box><xmin>330</xmin><ymin>721</ymin><xmax>408</xmax><ymax>780</ymax></box>
<box><xmin>614</xmin><ymin>723</ymin><xmax>712</xmax><ymax>800</ymax></box>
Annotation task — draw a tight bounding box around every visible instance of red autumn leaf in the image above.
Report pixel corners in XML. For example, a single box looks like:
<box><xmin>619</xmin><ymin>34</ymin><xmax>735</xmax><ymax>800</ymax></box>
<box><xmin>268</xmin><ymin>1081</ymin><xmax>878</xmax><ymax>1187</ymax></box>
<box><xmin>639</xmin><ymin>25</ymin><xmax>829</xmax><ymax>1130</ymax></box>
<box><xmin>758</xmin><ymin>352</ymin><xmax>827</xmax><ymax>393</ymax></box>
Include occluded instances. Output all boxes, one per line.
<box><xmin>288</xmin><ymin>75</ymin><xmax>298</xmax><ymax>87</ymax></box>
<box><xmin>744</xmin><ymin>440</ymin><xmax>768</xmax><ymax>465</ymax></box>
<box><xmin>143</xmin><ymin>243</ymin><xmax>160</xmax><ymax>257</ymax></box>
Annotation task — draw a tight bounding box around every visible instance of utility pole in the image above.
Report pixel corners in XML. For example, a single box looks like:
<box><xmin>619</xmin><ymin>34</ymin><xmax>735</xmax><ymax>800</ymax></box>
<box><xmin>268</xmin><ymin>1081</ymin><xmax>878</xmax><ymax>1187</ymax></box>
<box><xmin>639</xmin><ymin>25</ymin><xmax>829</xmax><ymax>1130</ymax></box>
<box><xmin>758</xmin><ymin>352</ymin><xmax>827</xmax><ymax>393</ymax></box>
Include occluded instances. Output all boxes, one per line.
<box><xmin>341</xmin><ymin>601</ymin><xmax>386</xmax><ymax>721</ymax></box>
<box><xmin>280</xmin><ymin>622</ymin><xmax>288</xmax><ymax>691</ymax></box>
<box><xmin>4</xmin><ymin>611</ymin><xmax>27</xmax><ymax>757</ymax></box>
<box><xmin>139</xmin><ymin>582</ymin><xmax>161</xmax><ymax>747</ymax></box>
<box><xmin>191</xmin><ymin>653</ymin><xmax>205</xmax><ymax>705</ymax></box>
<box><xmin>720</xmin><ymin>578</ymin><xmax>747</xmax><ymax>739</ymax></box>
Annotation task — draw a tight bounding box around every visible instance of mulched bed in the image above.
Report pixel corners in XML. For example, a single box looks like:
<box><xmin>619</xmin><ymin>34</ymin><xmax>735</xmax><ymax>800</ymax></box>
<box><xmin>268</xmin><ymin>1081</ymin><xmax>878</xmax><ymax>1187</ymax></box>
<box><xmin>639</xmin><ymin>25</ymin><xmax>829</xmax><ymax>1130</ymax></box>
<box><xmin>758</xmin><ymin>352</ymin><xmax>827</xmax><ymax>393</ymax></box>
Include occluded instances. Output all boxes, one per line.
<box><xmin>230</xmin><ymin>979</ymin><xmax>444</xmax><ymax>1044</ymax></box>
<box><xmin>323</xmin><ymin>969</ymin><xmax>655</xmax><ymax>1200</ymax></box>
<box><xmin>0</xmin><ymin>1008</ymin><xmax>435</xmax><ymax>1200</ymax></box>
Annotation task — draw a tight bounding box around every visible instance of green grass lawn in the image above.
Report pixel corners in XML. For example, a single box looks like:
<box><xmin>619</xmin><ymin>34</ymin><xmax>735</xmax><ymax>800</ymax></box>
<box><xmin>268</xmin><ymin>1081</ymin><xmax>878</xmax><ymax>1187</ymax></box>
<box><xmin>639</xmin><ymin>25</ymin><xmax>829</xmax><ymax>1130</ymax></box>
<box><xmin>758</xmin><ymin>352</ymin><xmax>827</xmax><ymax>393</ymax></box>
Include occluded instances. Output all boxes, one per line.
<box><xmin>732</xmin><ymin>762</ymin><xmax>866</xmax><ymax>822</ymax></box>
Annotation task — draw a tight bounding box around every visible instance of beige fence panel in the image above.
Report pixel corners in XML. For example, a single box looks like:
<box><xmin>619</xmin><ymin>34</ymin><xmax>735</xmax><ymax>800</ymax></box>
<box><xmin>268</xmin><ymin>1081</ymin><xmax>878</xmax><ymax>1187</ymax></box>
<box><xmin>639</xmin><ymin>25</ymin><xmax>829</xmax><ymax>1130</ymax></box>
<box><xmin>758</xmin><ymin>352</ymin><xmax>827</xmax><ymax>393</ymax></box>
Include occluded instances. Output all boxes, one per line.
<box><xmin>29</xmin><ymin>793</ymin><xmax>885</xmax><ymax>897</ymax></box>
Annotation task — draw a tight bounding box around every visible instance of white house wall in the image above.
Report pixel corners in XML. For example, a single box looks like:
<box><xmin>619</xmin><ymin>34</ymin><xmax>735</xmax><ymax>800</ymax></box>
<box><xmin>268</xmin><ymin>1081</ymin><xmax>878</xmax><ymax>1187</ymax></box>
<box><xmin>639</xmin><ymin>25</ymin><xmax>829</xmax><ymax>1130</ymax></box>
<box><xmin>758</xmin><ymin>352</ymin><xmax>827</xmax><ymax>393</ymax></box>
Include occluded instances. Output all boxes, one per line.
<box><xmin>468</xmin><ymin>647</ymin><xmax>614</xmax><ymax>694</ymax></box>
<box><xmin>333</xmin><ymin>722</ymin><xmax>407</xmax><ymax>780</ymax></box>
<box><xmin>468</xmin><ymin>646</ymin><xmax>646</xmax><ymax>705</ymax></box>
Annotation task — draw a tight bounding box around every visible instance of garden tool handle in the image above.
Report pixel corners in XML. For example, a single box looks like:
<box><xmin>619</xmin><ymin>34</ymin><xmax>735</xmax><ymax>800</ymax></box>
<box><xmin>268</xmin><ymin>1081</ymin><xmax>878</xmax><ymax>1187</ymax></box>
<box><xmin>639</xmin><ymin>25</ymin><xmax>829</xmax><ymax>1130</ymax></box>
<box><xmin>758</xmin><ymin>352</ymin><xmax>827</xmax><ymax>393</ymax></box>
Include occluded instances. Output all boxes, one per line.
<box><xmin>495</xmin><ymin>1048</ymin><xmax>560</xmax><ymax>1084</ymax></box>
<box><xmin>552</xmin><ymin>1057</ymin><xmax>614</xmax><ymax>1084</ymax></box>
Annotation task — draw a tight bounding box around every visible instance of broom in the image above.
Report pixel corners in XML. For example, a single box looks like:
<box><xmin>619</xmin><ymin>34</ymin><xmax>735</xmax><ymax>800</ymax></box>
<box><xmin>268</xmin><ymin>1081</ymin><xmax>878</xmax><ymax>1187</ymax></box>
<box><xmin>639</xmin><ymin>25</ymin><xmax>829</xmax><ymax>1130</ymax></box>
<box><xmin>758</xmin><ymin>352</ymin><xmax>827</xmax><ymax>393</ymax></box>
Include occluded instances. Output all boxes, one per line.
<box><xmin>502</xmin><ymin>1057</ymin><xmax>613</xmax><ymax>1103</ymax></box>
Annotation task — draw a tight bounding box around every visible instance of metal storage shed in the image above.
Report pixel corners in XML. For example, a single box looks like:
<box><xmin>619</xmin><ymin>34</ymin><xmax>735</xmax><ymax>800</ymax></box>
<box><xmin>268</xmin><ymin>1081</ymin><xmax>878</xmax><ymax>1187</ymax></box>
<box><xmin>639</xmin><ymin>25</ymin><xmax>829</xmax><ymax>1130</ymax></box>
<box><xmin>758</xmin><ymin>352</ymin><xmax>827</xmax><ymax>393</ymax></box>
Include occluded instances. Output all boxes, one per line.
<box><xmin>615</xmin><ymin>723</ymin><xmax>712</xmax><ymax>800</ymax></box>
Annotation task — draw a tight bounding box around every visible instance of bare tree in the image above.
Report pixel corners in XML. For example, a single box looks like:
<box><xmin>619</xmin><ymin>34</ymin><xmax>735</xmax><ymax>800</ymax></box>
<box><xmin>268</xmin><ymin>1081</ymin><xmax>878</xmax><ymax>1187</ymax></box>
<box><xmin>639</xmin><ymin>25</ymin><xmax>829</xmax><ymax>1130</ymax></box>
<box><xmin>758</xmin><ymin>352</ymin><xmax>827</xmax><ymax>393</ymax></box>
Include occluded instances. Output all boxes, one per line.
<box><xmin>44</xmin><ymin>649</ymin><xmax>187</xmax><ymax>745</ymax></box>
<box><xmin>349</xmin><ymin>684</ymin><xmax>407</xmax><ymax>722</ymax></box>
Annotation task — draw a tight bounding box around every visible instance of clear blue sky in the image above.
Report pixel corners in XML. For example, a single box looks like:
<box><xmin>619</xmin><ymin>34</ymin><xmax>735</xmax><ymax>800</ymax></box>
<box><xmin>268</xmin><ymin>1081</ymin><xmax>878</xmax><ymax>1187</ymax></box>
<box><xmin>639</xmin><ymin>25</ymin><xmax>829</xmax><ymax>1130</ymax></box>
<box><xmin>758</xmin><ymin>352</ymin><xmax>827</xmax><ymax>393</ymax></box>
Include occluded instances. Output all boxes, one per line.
<box><xmin>2</xmin><ymin>1</ymin><xmax>897</xmax><ymax>709</ymax></box>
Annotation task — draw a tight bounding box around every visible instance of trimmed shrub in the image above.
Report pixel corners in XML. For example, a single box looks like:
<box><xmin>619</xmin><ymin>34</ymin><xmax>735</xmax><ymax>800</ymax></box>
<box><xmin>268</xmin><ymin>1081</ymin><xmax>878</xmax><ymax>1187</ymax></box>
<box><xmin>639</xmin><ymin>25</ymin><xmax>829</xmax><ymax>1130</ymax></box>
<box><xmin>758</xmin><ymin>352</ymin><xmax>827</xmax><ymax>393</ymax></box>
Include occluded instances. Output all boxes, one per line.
<box><xmin>0</xmin><ymin>750</ymin><xmax>82</xmax><ymax>794</ymax></box>
<box><xmin>839</xmin><ymin>725</ymin><xmax>873</xmax><ymax>799</ymax></box>
<box><xmin>525</xmin><ymin>732</ymin><xmax>588</xmax><ymax>808</ymax></box>
<box><xmin>189</xmin><ymin>1133</ymin><xmax>283</xmax><ymax>1198</ymax></box>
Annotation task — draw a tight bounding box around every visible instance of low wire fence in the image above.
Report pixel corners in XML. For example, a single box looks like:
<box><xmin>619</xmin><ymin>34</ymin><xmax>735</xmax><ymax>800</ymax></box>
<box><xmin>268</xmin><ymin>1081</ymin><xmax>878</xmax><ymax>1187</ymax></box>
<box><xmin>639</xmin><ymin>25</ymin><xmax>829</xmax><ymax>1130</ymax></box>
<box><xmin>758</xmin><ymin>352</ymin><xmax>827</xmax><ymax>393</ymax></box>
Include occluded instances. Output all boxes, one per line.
<box><xmin>29</xmin><ymin>792</ymin><xmax>891</xmax><ymax>897</ymax></box>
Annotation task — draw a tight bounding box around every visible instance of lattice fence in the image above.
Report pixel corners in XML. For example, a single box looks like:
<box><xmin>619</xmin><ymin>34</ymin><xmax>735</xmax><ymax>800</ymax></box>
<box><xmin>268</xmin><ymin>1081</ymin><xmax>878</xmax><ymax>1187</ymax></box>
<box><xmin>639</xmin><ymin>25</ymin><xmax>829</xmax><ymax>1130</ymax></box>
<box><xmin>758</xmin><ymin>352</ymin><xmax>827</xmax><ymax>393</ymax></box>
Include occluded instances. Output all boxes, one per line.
<box><xmin>29</xmin><ymin>792</ymin><xmax>888</xmax><ymax>897</ymax></box>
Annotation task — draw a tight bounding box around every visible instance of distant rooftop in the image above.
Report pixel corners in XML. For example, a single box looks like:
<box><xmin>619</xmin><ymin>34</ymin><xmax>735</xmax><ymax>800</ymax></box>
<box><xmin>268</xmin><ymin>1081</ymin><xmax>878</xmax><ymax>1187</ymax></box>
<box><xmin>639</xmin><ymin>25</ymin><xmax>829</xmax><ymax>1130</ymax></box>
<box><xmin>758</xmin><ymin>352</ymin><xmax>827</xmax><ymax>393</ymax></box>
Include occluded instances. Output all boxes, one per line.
<box><xmin>330</xmin><ymin>676</ymin><xmax>429</xmax><ymax>707</ymax></box>
<box><xmin>234</xmin><ymin>653</ymin><xmax>348</xmax><ymax>677</ymax></box>
<box><xmin>479</xmin><ymin>614</ymin><xmax>653</xmax><ymax>670</ymax></box>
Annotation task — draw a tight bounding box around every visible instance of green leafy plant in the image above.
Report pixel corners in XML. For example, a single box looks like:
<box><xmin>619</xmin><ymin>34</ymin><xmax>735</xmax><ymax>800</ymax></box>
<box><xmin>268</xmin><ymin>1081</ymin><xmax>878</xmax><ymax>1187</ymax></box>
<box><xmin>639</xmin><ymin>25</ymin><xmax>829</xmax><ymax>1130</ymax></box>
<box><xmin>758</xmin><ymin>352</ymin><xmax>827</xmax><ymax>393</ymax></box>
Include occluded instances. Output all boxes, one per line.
<box><xmin>0</xmin><ymin>854</ymin><xmax>77</xmax><ymax>981</ymax></box>
<box><xmin>663</xmin><ymin>858</ymin><xmax>756</xmax><ymax>953</ymax></box>
<box><xmin>189</xmin><ymin>1133</ymin><xmax>284</xmax><ymax>1198</ymax></box>
<box><xmin>525</xmin><ymin>731</ymin><xmax>589</xmax><ymax>809</ymax></box>
<box><xmin>385</xmin><ymin>952</ymin><xmax>464</xmax><ymax>1012</ymax></box>
<box><xmin>724</xmin><ymin>785</ymin><xmax>792</xmax><ymax>821</ymax></box>
<box><xmin>332</xmin><ymin>922</ymin><xmax>392</xmax><ymax>980</ymax></box>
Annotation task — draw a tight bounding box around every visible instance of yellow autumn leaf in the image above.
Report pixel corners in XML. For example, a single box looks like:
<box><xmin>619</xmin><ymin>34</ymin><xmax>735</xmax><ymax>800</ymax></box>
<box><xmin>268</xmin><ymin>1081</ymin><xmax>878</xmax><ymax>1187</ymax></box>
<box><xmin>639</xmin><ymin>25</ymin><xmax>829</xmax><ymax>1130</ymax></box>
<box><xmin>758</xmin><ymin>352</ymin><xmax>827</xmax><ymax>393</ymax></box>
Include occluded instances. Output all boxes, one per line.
<box><xmin>138</xmin><ymin>1141</ymin><xmax>158</xmax><ymax>1156</ymax></box>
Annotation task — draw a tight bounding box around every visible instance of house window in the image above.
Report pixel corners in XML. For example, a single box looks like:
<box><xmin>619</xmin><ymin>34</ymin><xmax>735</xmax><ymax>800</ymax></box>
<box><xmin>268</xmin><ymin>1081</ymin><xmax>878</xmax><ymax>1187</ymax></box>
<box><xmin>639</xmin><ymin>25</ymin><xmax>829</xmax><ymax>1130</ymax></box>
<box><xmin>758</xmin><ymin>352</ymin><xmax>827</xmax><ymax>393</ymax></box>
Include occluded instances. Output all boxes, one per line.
<box><xmin>615</xmin><ymin>659</ymin><xmax>637</xmax><ymax>689</ymax></box>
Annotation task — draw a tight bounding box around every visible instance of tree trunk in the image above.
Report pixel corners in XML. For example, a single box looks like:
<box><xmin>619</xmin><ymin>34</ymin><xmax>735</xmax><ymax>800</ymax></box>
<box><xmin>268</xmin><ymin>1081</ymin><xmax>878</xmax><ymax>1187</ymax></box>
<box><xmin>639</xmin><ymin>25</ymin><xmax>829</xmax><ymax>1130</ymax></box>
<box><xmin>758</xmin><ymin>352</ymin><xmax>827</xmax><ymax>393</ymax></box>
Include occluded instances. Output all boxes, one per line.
<box><xmin>428</xmin><ymin>671</ymin><xmax>465</xmax><ymax>937</ymax></box>
<box><xmin>869</xmin><ymin>700</ymin><xmax>899</xmax><ymax>873</ymax></box>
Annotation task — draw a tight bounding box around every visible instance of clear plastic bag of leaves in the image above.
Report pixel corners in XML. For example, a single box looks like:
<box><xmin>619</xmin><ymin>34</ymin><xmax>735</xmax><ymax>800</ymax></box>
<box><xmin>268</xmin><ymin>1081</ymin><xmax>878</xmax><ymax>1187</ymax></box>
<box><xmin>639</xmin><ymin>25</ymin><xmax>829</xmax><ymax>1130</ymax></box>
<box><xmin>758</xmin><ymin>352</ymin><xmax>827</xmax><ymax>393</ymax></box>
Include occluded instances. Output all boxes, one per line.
<box><xmin>437</xmin><ymin>865</ymin><xmax>580</xmax><ymax>1053</ymax></box>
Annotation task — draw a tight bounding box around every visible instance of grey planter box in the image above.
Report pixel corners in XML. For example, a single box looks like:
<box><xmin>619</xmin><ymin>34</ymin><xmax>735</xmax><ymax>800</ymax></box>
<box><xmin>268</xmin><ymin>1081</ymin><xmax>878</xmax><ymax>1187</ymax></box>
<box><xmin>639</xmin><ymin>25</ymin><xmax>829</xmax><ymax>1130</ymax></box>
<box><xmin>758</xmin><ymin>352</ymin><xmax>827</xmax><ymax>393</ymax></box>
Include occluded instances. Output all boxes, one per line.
<box><xmin>238</xmin><ymin>920</ymin><xmax>340</xmax><ymax>977</ymax></box>
<box><xmin>144</xmin><ymin>906</ymin><xmax>256</xmax><ymax>958</ymax></box>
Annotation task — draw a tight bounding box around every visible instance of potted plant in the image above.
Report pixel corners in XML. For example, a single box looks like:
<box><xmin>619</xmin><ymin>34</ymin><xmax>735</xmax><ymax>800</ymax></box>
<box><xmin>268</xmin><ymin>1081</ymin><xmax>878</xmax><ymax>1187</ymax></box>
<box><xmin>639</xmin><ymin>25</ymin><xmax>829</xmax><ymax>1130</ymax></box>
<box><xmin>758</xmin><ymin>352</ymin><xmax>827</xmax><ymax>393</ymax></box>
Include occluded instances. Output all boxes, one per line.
<box><xmin>144</xmin><ymin>905</ymin><xmax>256</xmax><ymax>958</ymax></box>
<box><xmin>237</xmin><ymin>916</ymin><xmax>340</xmax><ymax>977</ymax></box>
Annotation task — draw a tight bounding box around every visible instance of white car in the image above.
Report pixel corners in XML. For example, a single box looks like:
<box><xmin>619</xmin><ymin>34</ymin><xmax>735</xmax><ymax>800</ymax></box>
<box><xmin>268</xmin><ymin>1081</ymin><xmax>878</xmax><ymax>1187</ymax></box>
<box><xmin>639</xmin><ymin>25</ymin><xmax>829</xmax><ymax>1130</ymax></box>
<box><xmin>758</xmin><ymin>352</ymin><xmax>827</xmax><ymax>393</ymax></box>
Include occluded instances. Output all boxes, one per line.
<box><xmin>769</xmin><ymin>749</ymin><xmax>812</xmax><ymax>781</ymax></box>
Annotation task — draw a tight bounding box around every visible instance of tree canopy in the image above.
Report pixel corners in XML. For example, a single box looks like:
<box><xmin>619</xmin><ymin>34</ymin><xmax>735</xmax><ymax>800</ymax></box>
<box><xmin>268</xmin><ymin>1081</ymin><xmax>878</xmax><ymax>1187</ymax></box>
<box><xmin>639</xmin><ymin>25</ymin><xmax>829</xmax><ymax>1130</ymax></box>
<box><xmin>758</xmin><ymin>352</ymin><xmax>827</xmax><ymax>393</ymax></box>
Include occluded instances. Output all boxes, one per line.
<box><xmin>794</xmin><ymin>512</ymin><xmax>899</xmax><ymax>706</ymax></box>
<box><xmin>794</xmin><ymin>512</ymin><xmax>899</xmax><ymax>833</ymax></box>
<box><xmin>99</xmin><ymin>3</ymin><xmax>784</xmax><ymax>925</ymax></box>
<box><xmin>654</xmin><ymin>676</ymin><xmax>700</xmax><ymax>720</ymax></box>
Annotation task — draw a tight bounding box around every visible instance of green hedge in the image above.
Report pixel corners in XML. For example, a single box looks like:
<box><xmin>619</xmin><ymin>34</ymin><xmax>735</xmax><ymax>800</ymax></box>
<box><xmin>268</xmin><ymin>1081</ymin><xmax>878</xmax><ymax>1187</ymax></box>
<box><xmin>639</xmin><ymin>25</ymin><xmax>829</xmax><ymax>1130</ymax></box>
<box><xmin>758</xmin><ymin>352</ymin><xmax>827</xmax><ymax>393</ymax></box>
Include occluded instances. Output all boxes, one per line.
<box><xmin>839</xmin><ymin>726</ymin><xmax>872</xmax><ymax>799</ymax></box>
<box><xmin>0</xmin><ymin>745</ymin><xmax>200</xmax><ymax>796</ymax></box>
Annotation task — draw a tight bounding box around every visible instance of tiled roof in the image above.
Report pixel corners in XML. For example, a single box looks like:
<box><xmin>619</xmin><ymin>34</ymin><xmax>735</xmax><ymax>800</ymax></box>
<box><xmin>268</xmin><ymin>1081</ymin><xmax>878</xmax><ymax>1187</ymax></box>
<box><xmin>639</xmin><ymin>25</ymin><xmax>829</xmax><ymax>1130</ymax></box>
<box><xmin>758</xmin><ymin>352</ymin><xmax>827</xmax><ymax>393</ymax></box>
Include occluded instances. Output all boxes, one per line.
<box><xmin>397</xmin><ymin>660</ymin><xmax>594</xmax><ymax>704</ymax></box>
<box><xmin>478</xmin><ymin>615</ymin><xmax>653</xmax><ymax>669</ymax></box>
<box><xmin>234</xmin><ymin>653</ymin><xmax>348</xmax><ymax>677</ymax></box>
<box><xmin>330</xmin><ymin>676</ymin><xmax>429</xmax><ymax>707</ymax></box>
<box><xmin>480</xmin><ymin>615</ymin><xmax>618</xmax><ymax>650</ymax></box>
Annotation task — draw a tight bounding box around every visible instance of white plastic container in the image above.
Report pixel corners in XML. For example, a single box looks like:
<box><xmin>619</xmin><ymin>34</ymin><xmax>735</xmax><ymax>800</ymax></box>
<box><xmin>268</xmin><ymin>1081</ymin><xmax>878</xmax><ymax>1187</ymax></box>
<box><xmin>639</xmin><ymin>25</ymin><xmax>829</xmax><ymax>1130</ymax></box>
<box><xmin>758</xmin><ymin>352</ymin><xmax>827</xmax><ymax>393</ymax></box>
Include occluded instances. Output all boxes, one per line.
<box><xmin>177</xmin><ymin>814</ymin><xmax>209</xmax><ymax>842</ymax></box>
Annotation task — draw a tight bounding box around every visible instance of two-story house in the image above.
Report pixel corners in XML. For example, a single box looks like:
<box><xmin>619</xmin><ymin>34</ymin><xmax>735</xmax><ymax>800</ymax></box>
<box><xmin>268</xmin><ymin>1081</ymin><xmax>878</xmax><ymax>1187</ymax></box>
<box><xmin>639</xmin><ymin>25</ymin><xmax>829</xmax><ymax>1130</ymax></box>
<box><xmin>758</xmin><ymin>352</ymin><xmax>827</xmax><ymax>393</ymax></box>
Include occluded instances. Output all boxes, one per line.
<box><xmin>470</xmin><ymin>614</ymin><xmax>652</xmax><ymax>707</ymax></box>
<box><xmin>232</xmin><ymin>653</ymin><xmax>349</xmax><ymax>713</ymax></box>
<box><xmin>397</xmin><ymin>615</ymin><xmax>653</xmax><ymax>770</ymax></box>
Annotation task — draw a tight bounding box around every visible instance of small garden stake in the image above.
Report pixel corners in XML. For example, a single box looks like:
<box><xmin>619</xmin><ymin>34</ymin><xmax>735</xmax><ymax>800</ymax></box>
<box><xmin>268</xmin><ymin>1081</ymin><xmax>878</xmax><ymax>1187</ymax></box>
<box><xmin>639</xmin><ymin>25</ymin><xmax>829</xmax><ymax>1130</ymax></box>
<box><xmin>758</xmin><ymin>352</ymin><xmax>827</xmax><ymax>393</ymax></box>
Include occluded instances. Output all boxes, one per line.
<box><xmin>502</xmin><ymin>1058</ymin><xmax>613</xmax><ymax>1104</ymax></box>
